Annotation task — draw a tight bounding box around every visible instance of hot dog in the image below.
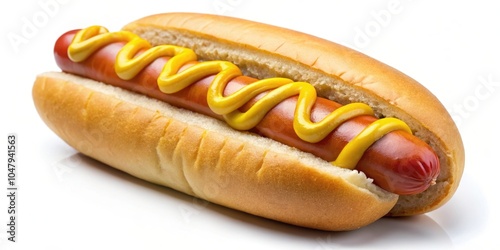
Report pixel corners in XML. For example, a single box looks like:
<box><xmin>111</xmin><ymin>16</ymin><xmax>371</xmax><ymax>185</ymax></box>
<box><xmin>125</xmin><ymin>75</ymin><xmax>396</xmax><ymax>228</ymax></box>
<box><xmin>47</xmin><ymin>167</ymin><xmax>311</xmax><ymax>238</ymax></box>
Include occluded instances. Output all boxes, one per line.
<box><xmin>32</xmin><ymin>13</ymin><xmax>464</xmax><ymax>230</ymax></box>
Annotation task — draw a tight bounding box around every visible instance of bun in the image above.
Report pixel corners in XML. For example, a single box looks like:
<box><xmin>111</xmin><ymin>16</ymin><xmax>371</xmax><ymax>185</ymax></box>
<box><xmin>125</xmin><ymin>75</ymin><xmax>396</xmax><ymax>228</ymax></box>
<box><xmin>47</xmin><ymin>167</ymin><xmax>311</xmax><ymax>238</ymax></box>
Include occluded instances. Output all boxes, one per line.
<box><xmin>33</xmin><ymin>71</ymin><xmax>397</xmax><ymax>231</ymax></box>
<box><xmin>122</xmin><ymin>12</ymin><xmax>464</xmax><ymax>216</ymax></box>
<box><xmin>32</xmin><ymin>12</ymin><xmax>464</xmax><ymax>230</ymax></box>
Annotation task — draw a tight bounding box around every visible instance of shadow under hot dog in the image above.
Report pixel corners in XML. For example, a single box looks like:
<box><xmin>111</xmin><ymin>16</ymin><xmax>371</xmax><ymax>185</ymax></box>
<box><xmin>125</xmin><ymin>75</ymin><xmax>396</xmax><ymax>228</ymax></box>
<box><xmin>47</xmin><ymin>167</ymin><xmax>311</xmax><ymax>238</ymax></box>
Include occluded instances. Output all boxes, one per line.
<box><xmin>205</xmin><ymin>202</ymin><xmax>453</xmax><ymax>248</ymax></box>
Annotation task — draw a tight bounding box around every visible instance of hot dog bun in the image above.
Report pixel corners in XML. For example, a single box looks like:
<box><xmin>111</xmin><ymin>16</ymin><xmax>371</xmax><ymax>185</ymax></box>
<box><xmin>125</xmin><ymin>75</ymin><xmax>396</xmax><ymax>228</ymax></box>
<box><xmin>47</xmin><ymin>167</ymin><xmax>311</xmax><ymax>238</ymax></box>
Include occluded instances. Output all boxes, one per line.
<box><xmin>32</xmin><ymin>12</ymin><xmax>464</xmax><ymax>230</ymax></box>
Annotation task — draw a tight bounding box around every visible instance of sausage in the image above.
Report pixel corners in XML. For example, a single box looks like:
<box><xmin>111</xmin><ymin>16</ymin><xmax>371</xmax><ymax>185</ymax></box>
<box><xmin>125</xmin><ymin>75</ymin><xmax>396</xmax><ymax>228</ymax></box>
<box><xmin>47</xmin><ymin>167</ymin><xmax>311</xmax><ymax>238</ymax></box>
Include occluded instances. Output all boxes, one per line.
<box><xmin>53</xmin><ymin>29</ymin><xmax>439</xmax><ymax>195</ymax></box>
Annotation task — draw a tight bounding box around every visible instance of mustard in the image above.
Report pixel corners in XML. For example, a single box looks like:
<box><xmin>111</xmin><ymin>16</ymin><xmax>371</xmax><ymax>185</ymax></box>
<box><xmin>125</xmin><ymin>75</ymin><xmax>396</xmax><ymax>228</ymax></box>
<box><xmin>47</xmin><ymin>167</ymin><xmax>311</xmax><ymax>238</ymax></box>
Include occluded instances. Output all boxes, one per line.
<box><xmin>68</xmin><ymin>25</ymin><xmax>412</xmax><ymax>170</ymax></box>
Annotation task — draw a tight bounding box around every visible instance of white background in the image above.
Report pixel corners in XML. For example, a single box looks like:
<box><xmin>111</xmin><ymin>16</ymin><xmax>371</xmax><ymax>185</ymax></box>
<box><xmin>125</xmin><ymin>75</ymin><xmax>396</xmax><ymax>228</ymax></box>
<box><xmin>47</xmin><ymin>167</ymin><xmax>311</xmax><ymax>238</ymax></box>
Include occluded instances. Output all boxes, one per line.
<box><xmin>1</xmin><ymin>0</ymin><xmax>499</xmax><ymax>249</ymax></box>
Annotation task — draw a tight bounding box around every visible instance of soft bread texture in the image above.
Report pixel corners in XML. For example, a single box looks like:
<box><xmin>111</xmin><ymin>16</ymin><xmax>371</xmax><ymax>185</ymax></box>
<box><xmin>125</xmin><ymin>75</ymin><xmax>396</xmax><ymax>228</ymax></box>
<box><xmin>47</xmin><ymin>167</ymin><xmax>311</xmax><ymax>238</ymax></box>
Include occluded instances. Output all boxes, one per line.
<box><xmin>121</xmin><ymin>13</ymin><xmax>465</xmax><ymax>216</ymax></box>
<box><xmin>33</xmin><ymin>72</ymin><xmax>398</xmax><ymax>231</ymax></box>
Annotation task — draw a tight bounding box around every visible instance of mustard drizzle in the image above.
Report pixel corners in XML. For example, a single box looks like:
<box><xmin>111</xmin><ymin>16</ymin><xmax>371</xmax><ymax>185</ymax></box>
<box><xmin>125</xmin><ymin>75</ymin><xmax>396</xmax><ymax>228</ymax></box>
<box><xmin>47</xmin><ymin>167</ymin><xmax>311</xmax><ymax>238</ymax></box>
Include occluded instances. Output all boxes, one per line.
<box><xmin>67</xmin><ymin>25</ymin><xmax>412</xmax><ymax>169</ymax></box>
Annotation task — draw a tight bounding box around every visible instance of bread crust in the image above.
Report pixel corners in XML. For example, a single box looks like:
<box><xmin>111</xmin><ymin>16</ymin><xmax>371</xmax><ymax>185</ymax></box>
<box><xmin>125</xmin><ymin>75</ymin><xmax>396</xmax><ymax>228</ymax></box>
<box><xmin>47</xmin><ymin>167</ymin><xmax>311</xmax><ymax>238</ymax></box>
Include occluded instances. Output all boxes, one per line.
<box><xmin>33</xmin><ymin>72</ymin><xmax>398</xmax><ymax>231</ymax></box>
<box><xmin>122</xmin><ymin>12</ymin><xmax>464</xmax><ymax>216</ymax></box>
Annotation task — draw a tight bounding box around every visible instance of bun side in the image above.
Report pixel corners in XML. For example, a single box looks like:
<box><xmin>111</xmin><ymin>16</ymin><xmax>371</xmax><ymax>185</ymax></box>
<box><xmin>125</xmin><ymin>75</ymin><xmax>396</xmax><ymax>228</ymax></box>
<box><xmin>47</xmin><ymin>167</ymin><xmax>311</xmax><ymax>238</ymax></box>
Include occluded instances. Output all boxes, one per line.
<box><xmin>33</xmin><ymin>72</ymin><xmax>398</xmax><ymax>231</ymax></box>
<box><xmin>122</xmin><ymin>12</ymin><xmax>464</xmax><ymax>215</ymax></box>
